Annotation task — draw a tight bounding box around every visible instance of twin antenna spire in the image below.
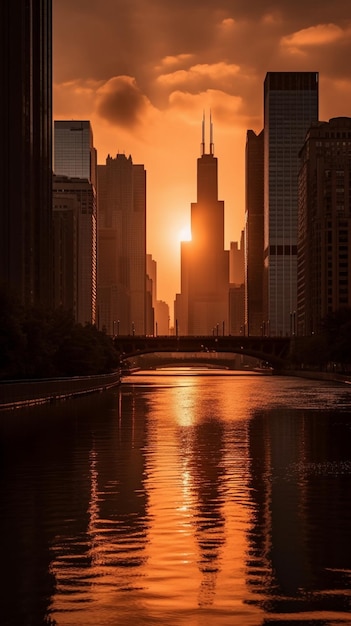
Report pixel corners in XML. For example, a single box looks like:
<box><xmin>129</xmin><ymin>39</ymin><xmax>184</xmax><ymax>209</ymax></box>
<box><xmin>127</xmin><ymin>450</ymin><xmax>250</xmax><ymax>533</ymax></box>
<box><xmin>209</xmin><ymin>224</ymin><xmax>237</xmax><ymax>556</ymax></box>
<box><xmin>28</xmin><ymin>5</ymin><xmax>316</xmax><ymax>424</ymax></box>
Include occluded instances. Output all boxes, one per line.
<box><xmin>201</xmin><ymin>111</ymin><xmax>214</xmax><ymax>156</ymax></box>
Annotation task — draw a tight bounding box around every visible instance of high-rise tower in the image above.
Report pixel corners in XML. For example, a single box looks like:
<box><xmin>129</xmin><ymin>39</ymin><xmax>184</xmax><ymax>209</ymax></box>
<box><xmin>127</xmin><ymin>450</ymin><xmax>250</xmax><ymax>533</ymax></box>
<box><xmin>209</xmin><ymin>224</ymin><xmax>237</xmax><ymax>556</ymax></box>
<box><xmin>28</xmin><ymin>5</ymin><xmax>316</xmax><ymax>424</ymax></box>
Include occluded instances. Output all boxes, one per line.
<box><xmin>176</xmin><ymin>115</ymin><xmax>229</xmax><ymax>335</ymax></box>
<box><xmin>53</xmin><ymin>121</ymin><xmax>97</xmax><ymax>324</ymax></box>
<box><xmin>54</xmin><ymin>121</ymin><xmax>97</xmax><ymax>188</ymax></box>
<box><xmin>245</xmin><ymin>129</ymin><xmax>264</xmax><ymax>336</ymax></box>
<box><xmin>0</xmin><ymin>0</ymin><xmax>53</xmax><ymax>306</ymax></box>
<box><xmin>264</xmin><ymin>72</ymin><xmax>319</xmax><ymax>336</ymax></box>
<box><xmin>97</xmin><ymin>154</ymin><xmax>147</xmax><ymax>335</ymax></box>
<box><xmin>298</xmin><ymin>117</ymin><xmax>351</xmax><ymax>334</ymax></box>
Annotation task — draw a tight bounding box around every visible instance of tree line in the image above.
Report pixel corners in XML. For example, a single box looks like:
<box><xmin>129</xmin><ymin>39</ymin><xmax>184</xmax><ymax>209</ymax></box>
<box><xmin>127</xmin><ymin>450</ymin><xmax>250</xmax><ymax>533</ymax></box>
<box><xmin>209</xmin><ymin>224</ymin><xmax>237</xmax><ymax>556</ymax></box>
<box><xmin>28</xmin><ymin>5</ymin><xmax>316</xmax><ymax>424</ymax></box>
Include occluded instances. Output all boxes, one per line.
<box><xmin>0</xmin><ymin>288</ymin><xmax>119</xmax><ymax>380</ymax></box>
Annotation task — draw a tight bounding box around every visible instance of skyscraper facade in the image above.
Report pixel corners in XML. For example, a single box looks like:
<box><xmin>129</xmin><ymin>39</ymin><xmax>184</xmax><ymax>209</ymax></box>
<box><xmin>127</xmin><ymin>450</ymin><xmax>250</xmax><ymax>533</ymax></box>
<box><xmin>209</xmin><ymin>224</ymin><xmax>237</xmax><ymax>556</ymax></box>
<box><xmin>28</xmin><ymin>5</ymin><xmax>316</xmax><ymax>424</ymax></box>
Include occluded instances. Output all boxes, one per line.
<box><xmin>176</xmin><ymin>117</ymin><xmax>229</xmax><ymax>335</ymax></box>
<box><xmin>97</xmin><ymin>154</ymin><xmax>147</xmax><ymax>335</ymax></box>
<box><xmin>245</xmin><ymin>129</ymin><xmax>264</xmax><ymax>336</ymax></box>
<box><xmin>54</xmin><ymin>121</ymin><xmax>97</xmax><ymax>187</ymax></box>
<box><xmin>53</xmin><ymin>175</ymin><xmax>97</xmax><ymax>325</ymax></box>
<box><xmin>264</xmin><ymin>72</ymin><xmax>319</xmax><ymax>336</ymax></box>
<box><xmin>53</xmin><ymin>121</ymin><xmax>98</xmax><ymax>324</ymax></box>
<box><xmin>297</xmin><ymin>117</ymin><xmax>351</xmax><ymax>334</ymax></box>
<box><xmin>0</xmin><ymin>0</ymin><xmax>53</xmax><ymax>306</ymax></box>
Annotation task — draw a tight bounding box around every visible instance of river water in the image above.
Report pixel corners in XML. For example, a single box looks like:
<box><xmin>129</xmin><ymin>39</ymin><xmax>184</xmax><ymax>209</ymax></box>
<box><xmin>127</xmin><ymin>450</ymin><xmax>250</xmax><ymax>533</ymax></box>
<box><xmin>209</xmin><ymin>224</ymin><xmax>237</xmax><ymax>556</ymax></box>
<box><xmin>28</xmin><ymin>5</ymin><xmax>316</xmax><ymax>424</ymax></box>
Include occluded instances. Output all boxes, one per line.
<box><xmin>1</xmin><ymin>370</ymin><xmax>351</xmax><ymax>626</ymax></box>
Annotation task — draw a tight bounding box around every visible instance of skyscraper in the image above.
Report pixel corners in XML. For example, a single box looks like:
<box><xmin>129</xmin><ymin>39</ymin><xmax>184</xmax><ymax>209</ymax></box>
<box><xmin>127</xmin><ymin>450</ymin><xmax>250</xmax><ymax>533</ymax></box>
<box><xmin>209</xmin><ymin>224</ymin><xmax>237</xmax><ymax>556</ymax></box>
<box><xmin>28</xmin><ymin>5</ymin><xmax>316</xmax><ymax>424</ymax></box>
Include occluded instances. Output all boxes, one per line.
<box><xmin>245</xmin><ymin>129</ymin><xmax>264</xmax><ymax>336</ymax></box>
<box><xmin>176</xmin><ymin>116</ymin><xmax>229</xmax><ymax>335</ymax></box>
<box><xmin>53</xmin><ymin>175</ymin><xmax>97</xmax><ymax>325</ymax></box>
<box><xmin>0</xmin><ymin>0</ymin><xmax>53</xmax><ymax>306</ymax></box>
<box><xmin>297</xmin><ymin>117</ymin><xmax>351</xmax><ymax>334</ymax></box>
<box><xmin>97</xmin><ymin>154</ymin><xmax>147</xmax><ymax>335</ymax></box>
<box><xmin>53</xmin><ymin>121</ymin><xmax>98</xmax><ymax>324</ymax></box>
<box><xmin>54</xmin><ymin>121</ymin><xmax>97</xmax><ymax>188</ymax></box>
<box><xmin>264</xmin><ymin>72</ymin><xmax>319</xmax><ymax>336</ymax></box>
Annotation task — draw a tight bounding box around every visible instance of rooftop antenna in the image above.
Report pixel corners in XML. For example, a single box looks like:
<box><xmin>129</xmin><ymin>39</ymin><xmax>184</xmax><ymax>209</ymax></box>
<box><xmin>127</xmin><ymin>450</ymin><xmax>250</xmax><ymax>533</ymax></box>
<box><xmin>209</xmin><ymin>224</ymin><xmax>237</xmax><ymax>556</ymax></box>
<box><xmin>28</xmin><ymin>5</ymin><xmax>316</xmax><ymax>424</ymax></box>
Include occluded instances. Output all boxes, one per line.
<box><xmin>210</xmin><ymin>109</ymin><xmax>214</xmax><ymax>155</ymax></box>
<box><xmin>201</xmin><ymin>111</ymin><xmax>205</xmax><ymax>155</ymax></box>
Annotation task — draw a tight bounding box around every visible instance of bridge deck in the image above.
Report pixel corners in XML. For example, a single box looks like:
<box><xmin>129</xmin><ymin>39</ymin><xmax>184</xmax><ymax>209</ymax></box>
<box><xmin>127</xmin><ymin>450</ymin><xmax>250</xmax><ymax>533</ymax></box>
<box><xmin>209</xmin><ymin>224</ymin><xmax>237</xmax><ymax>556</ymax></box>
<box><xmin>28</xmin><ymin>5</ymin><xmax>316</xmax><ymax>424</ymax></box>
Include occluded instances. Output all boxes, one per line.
<box><xmin>114</xmin><ymin>335</ymin><xmax>291</xmax><ymax>369</ymax></box>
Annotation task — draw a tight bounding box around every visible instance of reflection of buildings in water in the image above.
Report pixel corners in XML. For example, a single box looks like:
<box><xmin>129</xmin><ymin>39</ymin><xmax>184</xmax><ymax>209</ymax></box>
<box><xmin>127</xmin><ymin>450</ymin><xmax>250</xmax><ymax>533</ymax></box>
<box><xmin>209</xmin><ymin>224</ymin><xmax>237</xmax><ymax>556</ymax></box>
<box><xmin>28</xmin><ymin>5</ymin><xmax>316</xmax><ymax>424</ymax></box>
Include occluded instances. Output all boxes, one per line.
<box><xmin>46</xmin><ymin>390</ymin><xmax>150</xmax><ymax>619</ymax></box>
<box><xmin>87</xmin><ymin>390</ymin><xmax>150</xmax><ymax>586</ymax></box>
<box><xmin>246</xmin><ymin>408</ymin><xmax>351</xmax><ymax>612</ymax></box>
<box><xmin>0</xmin><ymin>411</ymin><xmax>58</xmax><ymax>625</ymax></box>
<box><xmin>177</xmin><ymin>417</ymin><xmax>227</xmax><ymax>607</ymax></box>
<box><xmin>246</xmin><ymin>409</ymin><xmax>309</xmax><ymax>605</ymax></box>
<box><xmin>0</xmin><ymin>395</ymin><xmax>111</xmax><ymax>624</ymax></box>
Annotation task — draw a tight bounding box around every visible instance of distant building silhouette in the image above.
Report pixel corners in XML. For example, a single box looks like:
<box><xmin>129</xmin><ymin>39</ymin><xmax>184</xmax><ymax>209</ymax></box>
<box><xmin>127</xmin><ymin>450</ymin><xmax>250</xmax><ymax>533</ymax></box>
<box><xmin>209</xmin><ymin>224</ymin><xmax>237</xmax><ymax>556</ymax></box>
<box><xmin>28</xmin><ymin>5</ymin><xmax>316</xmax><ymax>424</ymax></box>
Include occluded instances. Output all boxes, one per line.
<box><xmin>297</xmin><ymin>117</ymin><xmax>351</xmax><ymax>334</ymax></box>
<box><xmin>146</xmin><ymin>254</ymin><xmax>169</xmax><ymax>335</ymax></box>
<box><xmin>264</xmin><ymin>72</ymin><xmax>319</xmax><ymax>336</ymax></box>
<box><xmin>245</xmin><ymin>129</ymin><xmax>264</xmax><ymax>336</ymax></box>
<box><xmin>53</xmin><ymin>121</ymin><xmax>98</xmax><ymax>324</ymax></box>
<box><xmin>229</xmin><ymin>234</ymin><xmax>245</xmax><ymax>335</ymax></box>
<box><xmin>175</xmin><ymin>115</ymin><xmax>229</xmax><ymax>335</ymax></box>
<box><xmin>0</xmin><ymin>0</ymin><xmax>53</xmax><ymax>306</ymax></box>
<box><xmin>229</xmin><ymin>233</ymin><xmax>245</xmax><ymax>285</ymax></box>
<box><xmin>228</xmin><ymin>284</ymin><xmax>245</xmax><ymax>336</ymax></box>
<box><xmin>97</xmin><ymin>154</ymin><xmax>148</xmax><ymax>335</ymax></box>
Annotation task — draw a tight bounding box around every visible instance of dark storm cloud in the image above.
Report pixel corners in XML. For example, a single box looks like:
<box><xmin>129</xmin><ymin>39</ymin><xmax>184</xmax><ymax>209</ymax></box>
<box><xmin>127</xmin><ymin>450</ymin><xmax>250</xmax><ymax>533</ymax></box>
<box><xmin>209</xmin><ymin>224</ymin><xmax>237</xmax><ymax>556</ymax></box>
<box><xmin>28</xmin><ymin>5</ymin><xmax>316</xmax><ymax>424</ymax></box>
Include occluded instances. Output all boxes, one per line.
<box><xmin>95</xmin><ymin>77</ymin><xmax>150</xmax><ymax>127</ymax></box>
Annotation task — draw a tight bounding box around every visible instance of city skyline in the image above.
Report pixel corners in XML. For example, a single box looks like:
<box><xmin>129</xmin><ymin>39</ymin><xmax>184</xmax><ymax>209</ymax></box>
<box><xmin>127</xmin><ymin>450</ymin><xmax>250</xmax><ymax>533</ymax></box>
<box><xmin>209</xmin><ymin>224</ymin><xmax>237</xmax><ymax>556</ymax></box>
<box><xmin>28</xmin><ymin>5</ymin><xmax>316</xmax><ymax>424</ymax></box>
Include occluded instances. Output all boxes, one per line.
<box><xmin>53</xmin><ymin>0</ymin><xmax>351</xmax><ymax>308</ymax></box>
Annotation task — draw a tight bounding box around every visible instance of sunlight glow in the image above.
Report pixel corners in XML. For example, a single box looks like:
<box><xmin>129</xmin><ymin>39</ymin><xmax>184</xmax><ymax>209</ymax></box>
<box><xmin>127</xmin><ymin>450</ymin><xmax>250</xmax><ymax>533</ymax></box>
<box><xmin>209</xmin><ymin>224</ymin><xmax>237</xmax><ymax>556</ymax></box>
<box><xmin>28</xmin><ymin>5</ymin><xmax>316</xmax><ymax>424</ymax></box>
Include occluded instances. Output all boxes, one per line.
<box><xmin>178</xmin><ymin>224</ymin><xmax>192</xmax><ymax>242</ymax></box>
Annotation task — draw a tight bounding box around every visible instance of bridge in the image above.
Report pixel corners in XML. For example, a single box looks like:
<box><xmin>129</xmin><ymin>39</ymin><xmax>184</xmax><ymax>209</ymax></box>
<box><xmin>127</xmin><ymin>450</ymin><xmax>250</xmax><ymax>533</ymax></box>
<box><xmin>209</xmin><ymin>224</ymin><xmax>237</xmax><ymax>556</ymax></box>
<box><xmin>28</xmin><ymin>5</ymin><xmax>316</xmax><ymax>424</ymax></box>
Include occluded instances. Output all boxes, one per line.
<box><xmin>114</xmin><ymin>335</ymin><xmax>292</xmax><ymax>370</ymax></box>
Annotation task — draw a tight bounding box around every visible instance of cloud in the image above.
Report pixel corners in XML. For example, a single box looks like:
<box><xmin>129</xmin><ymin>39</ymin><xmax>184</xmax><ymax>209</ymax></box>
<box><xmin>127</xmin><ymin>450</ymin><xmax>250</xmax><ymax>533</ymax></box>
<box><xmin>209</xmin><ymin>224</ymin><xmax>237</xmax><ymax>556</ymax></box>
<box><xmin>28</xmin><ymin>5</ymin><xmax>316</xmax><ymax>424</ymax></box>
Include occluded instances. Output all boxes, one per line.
<box><xmin>157</xmin><ymin>54</ymin><xmax>194</xmax><ymax>69</ymax></box>
<box><xmin>95</xmin><ymin>76</ymin><xmax>153</xmax><ymax>128</ymax></box>
<box><xmin>168</xmin><ymin>89</ymin><xmax>244</xmax><ymax>126</ymax></box>
<box><xmin>156</xmin><ymin>62</ymin><xmax>240</xmax><ymax>92</ymax></box>
<box><xmin>53</xmin><ymin>78</ymin><xmax>103</xmax><ymax>118</ymax></box>
<box><xmin>281</xmin><ymin>23</ymin><xmax>345</xmax><ymax>49</ymax></box>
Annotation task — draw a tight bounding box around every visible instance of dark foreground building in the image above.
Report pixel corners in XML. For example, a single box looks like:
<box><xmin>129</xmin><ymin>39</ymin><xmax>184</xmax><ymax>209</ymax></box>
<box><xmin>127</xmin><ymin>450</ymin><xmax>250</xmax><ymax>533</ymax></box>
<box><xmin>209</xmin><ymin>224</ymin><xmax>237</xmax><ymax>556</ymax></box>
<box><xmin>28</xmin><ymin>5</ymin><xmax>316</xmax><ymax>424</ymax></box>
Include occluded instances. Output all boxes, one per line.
<box><xmin>297</xmin><ymin>117</ymin><xmax>351</xmax><ymax>334</ymax></box>
<box><xmin>0</xmin><ymin>0</ymin><xmax>53</xmax><ymax>306</ymax></box>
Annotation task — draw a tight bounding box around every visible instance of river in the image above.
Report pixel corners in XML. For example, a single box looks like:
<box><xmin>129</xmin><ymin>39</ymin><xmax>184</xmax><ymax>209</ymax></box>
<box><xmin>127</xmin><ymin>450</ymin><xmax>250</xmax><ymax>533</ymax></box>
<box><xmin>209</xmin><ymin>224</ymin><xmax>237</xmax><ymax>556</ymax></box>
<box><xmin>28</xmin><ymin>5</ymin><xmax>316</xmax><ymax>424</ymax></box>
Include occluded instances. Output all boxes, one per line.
<box><xmin>0</xmin><ymin>369</ymin><xmax>351</xmax><ymax>625</ymax></box>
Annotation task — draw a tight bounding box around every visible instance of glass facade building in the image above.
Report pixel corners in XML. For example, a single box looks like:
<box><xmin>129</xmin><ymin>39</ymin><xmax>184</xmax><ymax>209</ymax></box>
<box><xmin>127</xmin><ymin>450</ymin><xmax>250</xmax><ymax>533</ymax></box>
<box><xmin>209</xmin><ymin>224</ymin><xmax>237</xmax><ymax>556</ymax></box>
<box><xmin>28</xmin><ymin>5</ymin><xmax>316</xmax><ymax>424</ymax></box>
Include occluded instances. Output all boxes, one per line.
<box><xmin>245</xmin><ymin>129</ymin><xmax>264</xmax><ymax>336</ymax></box>
<box><xmin>54</xmin><ymin>121</ymin><xmax>97</xmax><ymax>187</ymax></box>
<box><xmin>264</xmin><ymin>72</ymin><xmax>319</xmax><ymax>336</ymax></box>
<box><xmin>53</xmin><ymin>121</ymin><xmax>97</xmax><ymax>324</ymax></box>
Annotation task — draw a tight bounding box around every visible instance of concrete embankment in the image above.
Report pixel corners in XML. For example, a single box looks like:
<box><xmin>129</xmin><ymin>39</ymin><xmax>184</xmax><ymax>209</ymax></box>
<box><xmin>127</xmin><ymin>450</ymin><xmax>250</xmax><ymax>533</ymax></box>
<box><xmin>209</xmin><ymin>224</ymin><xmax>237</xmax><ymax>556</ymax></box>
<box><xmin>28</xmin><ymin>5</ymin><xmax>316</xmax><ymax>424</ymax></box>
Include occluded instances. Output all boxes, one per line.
<box><xmin>0</xmin><ymin>371</ymin><xmax>120</xmax><ymax>411</ymax></box>
<box><xmin>281</xmin><ymin>370</ymin><xmax>351</xmax><ymax>385</ymax></box>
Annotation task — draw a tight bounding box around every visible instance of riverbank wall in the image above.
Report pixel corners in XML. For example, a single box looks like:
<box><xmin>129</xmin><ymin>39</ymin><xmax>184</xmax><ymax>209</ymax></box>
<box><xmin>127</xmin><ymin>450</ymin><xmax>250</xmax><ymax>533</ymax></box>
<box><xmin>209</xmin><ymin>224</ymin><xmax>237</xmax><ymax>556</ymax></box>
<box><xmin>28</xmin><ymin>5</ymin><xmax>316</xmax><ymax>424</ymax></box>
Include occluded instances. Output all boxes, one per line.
<box><xmin>0</xmin><ymin>371</ymin><xmax>121</xmax><ymax>411</ymax></box>
<box><xmin>280</xmin><ymin>369</ymin><xmax>351</xmax><ymax>385</ymax></box>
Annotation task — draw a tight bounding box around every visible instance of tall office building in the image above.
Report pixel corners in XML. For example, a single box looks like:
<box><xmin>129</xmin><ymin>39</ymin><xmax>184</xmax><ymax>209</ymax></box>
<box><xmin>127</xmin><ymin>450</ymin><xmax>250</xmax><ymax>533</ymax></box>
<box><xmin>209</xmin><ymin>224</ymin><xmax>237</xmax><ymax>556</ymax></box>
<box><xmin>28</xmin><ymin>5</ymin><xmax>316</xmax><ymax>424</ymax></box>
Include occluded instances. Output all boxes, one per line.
<box><xmin>297</xmin><ymin>117</ymin><xmax>351</xmax><ymax>334</ymax></box>
<box><xmin>53</xmin><ymin>121</ymin><xmax>98</xmax><ymax>324</ymax></box>
<box><xmin>0</xmin><ymin>0</ymin><xmax>53</xmax><ymax>307</ymax></box>
<box><xmin>264</xmin><ymin>72</ymin><xmax>319</xmax><ymax>336</ymax></box>
<box><xmin>54</xmin><ymin>121</ymin><xmax>97</xmax><ymax>187</ymax></box>
<box><xmin>176</xmin><ymin>116</ymin><xmax>229</xmax><ymax>335</ymax></box>
<box><xmin>53</xmin><ymin>175</ymin><xmax>97</xmax><ymax>325</ymax></box>
<box><xmin>245</xmin><ymin>129</ymin><xmax>264</xmax><ymax>336</ymax></box>
<box><xmin>97</xmin><ymin>154</ymin><xmax>147</xmax><ymax>335</ymax></box>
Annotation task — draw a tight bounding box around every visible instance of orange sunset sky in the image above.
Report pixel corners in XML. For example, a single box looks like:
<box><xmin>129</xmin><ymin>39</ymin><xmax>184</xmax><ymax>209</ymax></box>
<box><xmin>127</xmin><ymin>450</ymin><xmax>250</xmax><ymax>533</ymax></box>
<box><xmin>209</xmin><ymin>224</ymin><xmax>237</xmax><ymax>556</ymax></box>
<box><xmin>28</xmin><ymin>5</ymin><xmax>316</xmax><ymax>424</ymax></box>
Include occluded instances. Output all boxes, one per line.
<box><xmin>53</xmin><ymin>0</ymin><xmax>351</xmax><ymax>310</ymax></box>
